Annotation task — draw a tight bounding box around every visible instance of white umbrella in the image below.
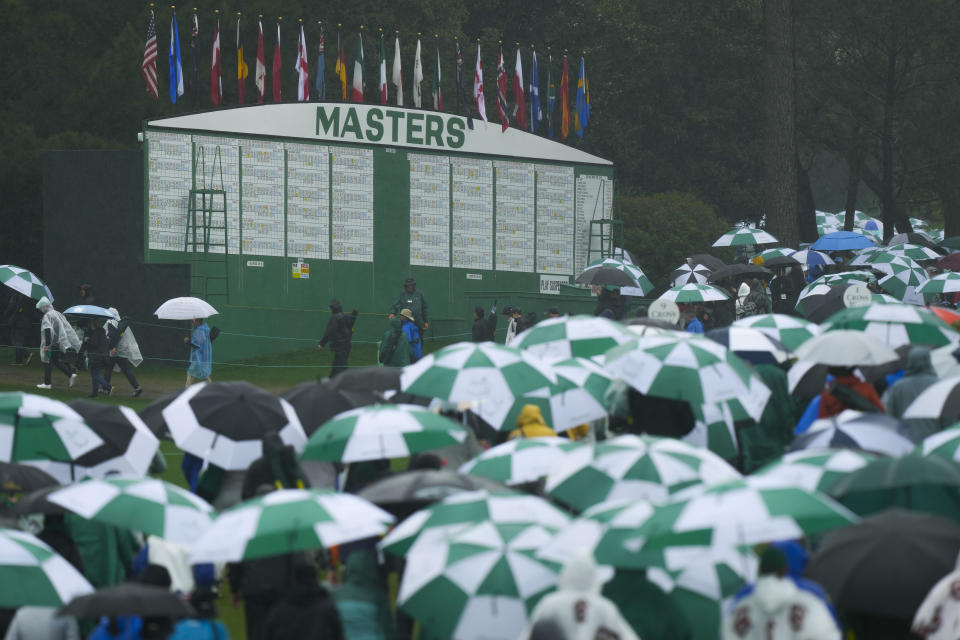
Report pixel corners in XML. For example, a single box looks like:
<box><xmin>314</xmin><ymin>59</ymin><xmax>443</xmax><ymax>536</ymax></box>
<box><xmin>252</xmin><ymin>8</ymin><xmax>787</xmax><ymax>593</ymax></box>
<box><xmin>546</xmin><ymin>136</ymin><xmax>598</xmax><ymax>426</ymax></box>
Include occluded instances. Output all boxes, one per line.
<box><xmin>794</xmin><ymin>330</ymin><xmax>899</xmax><ymax>367</ymax></box>
<box><xmin>154</xmin><ymin>297</ymin><xmax>219</xmax><ymax>320</ymax></box>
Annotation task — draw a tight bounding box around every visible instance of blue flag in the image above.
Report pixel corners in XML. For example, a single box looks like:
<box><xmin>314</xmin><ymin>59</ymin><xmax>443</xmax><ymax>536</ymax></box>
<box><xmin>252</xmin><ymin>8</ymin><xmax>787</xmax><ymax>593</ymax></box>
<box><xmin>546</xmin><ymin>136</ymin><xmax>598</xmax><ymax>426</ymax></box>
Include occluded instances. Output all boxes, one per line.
<box><xmin>316</xmin><ymin>27</ymin><xmax>326</xmax><ymax>100</ymax></box>
<box><xmin>168</xmin><ymin>13</ymin><xmax>184</xmax><ymax>103</ymax></box>
<box><xmin>529</xmin><ymin>50</ymin><xmax>541</xmax><ymax>133</ymax></box>
<box><xmin>574</xmin><ymin>56</ymin><xmax>589</xmax><ymax>138</ymax></box>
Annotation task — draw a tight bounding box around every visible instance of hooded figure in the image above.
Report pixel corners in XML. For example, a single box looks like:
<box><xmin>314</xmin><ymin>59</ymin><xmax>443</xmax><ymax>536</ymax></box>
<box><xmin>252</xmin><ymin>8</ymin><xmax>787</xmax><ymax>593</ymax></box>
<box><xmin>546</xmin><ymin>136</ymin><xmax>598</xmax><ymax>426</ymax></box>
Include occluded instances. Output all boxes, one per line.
<box><xmin>35</xmin><ymin>297</ymin><xmax>79</xmax><ymax>389</ymax></box>
<box><xmin>378</xmin><ymin>317</ymin><xmax>411</xmax><ymax>367</ymax></box>
<box><xmin>185</xmin><ymin>319</ymin><xmax>212</xmax><ymax>386</ymax></box>
<box><xmin>735</xmin><ymin>282</ymin><xmax>752</xmax><ymax>319</ymax></box>
<box><xmin>508</xmin><ymin>405</ymin><xmax>557</xmax><ymax>440</ymax></box>
<box><xmin>104</xmin><ymin>307</ymin><xmax>143</xmax><ymax>396</ymax></box>
<box><xmin>521</xmin><ymin>552</ymin><xmax>638</xmax><ymax>640</ymax></box>
<box><xmin>318</xmin><ymin>299</ymin><xmax>359</xmax><ymax>378</ymax></box>
<box><xmin>882</xmin><ymin>346</ymin><xmax>942</xmax><ymax>441</ymax></box>
<box><xmin>389</xmin><ymin>277</ymin><xmax>428</xmax><ymax>332</ymax></box>
<box><xmin>472</xmin><ymin>304</ymin><xmax>497</xmax><ymax>342</ymax></box>
<box><xmin>333</xmin><ymin>551</ymin><xmax>394</xmax><ymax>640</ymax></box>
<box><xmin>913</xmin><ymin>551</ymin><xmax>960</xmax><ymax>639</ymax></box>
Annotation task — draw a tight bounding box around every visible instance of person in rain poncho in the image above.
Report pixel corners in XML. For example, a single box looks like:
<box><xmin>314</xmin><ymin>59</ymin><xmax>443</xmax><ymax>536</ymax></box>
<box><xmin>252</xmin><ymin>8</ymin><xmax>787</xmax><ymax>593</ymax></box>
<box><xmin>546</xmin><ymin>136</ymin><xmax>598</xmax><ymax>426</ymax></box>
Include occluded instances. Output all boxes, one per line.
<box><xmin>184</xmin><ymin>318</ymin><xmax>212</xmax><ymax>387</ymax></box>
<box><xmin>913</xmin><ymin>551</ymin><xmax>960</xmax><ymax>639</ymax></box>
<box><xmin>378</xmin><ymin>317</ymin><xmax>411</xmax><ymax>367</ymax></box>
<box><xmin>104</xmin><ymin>307</ymin><xmax>143</xmax><ymax>397</ymax></box>
<box><xmin>722</xmin><ymin>547</ymin><xmax>840</xmax><ymax>640</ymax></box>
<box><xmin>508</xmin><ymin>404</ymin><xmax>557</xmax><ymax>440</ymax></box>
<box><xmin>333</xmin><ymin>550</ymin><xmax>395</xmax><ymax>640</ymax></box>
<box><xmin>882</xmin><ymin>346</ymin><xmax>942</xmax><ymax>441</ymax></box>
<box><xmin>735</xmin><ymin>281</ymin><xmax>752</xmax><ymax>319</ymax></box>
<box><xmin>34</xmin><ymin>297</ymin><xmax>79</xmax><ymax>390</ymax></box>
<box><xmin>389</xmin><ymin>277</ymin><xmax>428</xmax><ymax>333</ymax></box>
<box><xmin>520</xmin><ymin>551</ymin><xmax>639</xmax><ymax>640</ymax></box>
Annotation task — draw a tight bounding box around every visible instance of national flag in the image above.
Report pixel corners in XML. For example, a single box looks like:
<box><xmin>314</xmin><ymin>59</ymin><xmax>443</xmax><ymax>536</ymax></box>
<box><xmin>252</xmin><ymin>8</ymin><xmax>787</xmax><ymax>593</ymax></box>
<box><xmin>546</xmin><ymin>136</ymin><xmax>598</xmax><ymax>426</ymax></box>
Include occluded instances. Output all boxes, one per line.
<box><xmin>456</xmin><ymin>40</ymin><xmax>473</xmax><ymax>127</ymax></box>
<box><xmin>513</xmin><ymin>47</ymin><xmax>527</xmax><ymax>130</ymax></box>
<box><xmin>528</xmin><ymin>48</ymin><xmax>541</xmax><ymax>133</ymax></box>
<box><xmin>236</xmin><ymin>17</ymin><xmax>248</xmax><ymax>105</ymax></box>
<box><xmin>495</xmin><ymin>46</ymin><xmax>509</xmax><ymax>132</ymax></box>
<box><xmin>378</xmin><ymin>33</ymin><xmax>388</xmax><ymax>104</ymax></box>
<box><xmin>413</xmin><ymin>38</ymin><xmax>423</xmax><ymax>108</ymax></box>
<box><xmin>351</xmin><ymin>32</ymin><xmax>364</xmax><ymax>102</ymax></box>
<box><xmin>560</xmin><ymin>54</ymin><xmax>570</xmax><ymax>139</ymax></box>
<box><xmin>271</xmin><ymin>22</ymin><xmax>282</xmax><ymax>102</ymax></box>
<box><xmin>295</xmin><ymin>24</ymin><xmax>309</xmax><ymax>101</ymax></box>
<box><xmin>190</xmin><ymin>12</ymin><xmax>199</xmax><ymax>103</ymax></box>
<box><xmin>432</xmin><ymin>44</ymin><xmax>443</xmax><ymax>110</ymax></box>
<box><xmin>391</xmin><ymin>35</ymin><xmax>403</xmax><ymax>106</ymax></box>
<box><xmin>335</xmin><ymin>29</ymin><xmax>347</xmax><ymax>100</ymax></box>
<box><xmin>474</xmin><ymin>44</ymin><xmax>487</xmax><ymax>123</ymax></box>
<box><xmin>209</xmin><ymin>17</ymin><xmax>221</xmax><ymax>106</ymax></box>
<box><xmin>546</xmin><ymin>54</ymin><xmax>555</xmax><ymax>138</ymax></box>
<box><xmin>169</xmin><ymin>13</ymin><xmax>184</xmax><ymax>103</ymax></box>
<box><xmin>316</xmin><ymin>25</ymin><xmax>325</xmax><ymax>100</ymax></box>
<box><xmin>255</xmin><ymin>20</ymin><xmax>265</xmax><ymax>103</ymax></box>
<box><xmin>574</xmin><ymin>56</ymin><xmax>590</xmax><ymax>138</ymax></box>
<box><xmin>141</xmin><ymin>9</ymin><xmax>159</xmax><ymax>98</ymax></box>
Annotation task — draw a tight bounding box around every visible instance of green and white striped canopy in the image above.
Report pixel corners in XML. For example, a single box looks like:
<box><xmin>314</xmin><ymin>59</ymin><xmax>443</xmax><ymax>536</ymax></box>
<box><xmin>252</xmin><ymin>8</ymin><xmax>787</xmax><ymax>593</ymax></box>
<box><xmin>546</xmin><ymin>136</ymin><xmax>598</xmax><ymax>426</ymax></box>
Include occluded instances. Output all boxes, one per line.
<box><xmin>657</xmin><ymin>283</ymin><xmax>730</xmax><ymax>303</ymax></box>
<box><xmin>0</xmin><ymin>265</ymin><xmax>54</xmax><ymax>302</ymax></box>
<box><xmin>603</xmin><ymin>335</ymin><xmax>771</xmax><ymax>422</ymax></box>
<box><xmin>544</xmin><ymin>434</ymin><xmax>741</xmax><ymax>513</ymax></box>
<box><xmin>578</xmin><ymin>258</ymin><xmax>655</xmax><ymax>293</ymax></box>
<box><xmin>459</xmin><ymin>437</ymin><xmax>582</xmax><ymax>486</ymax></box>
<box><xmin>750</xmin><ymin>449</ymin><xmax>878</xmax><ymax>493</ymax></box>
<box><xmin>189</xmin><ymin>489</ymin><xmax>395</xmax><ymax>563</ymax></box>
<box><xmin>0</xmin><ymin>393</ymin><xmax>104</xmax><ymax>483</ymax></box>
<box><xmin>400</xmin><ymin>342</ymin><xmax>558</xmax><ymax>431</ymax></box>
<box><xmin>380</xmin><ymin>489</ymin><xmax>571</xmax><ymax>556</ymax></box>
<box><xmin>731</xmin><ymin>313</ymin><xmax>821</xmax><ymax>350</ymax></box>
<box><xmin>821</xmin><ymin>303</ymin><xmax>957</xmax><ymax>348</ymax></box>
<box><xmin>507</xmin><ymin>315</ymin><xmax>635</xmax><ymax>363</ymax></box>
<box><xmin>0</xmin><ymin>528</ymin><xmax>93</xmax><ymax>607</ymax></box>
<box><xmin>712</xmin><ymin>227</ymin><xmax>778</xmax><ymax>247</ymax></box>
<box><xmin>300</xmin><ymin>404</ymin><xmax>467</xmax><ymax>463</ymax></box>
<box><xmin>46</xmin><ymin>477</ymin><xmax>214</xmax><ymax>544</ymax></box>
<box><xmin>919</xmin><ymin>272</ymin><xmax>960</xmax><ymax>295</ymax></box>
<box><xmin>398</xmin><ymin>520</ymin><xmax>560</xmax><ymax>640</ymax></box>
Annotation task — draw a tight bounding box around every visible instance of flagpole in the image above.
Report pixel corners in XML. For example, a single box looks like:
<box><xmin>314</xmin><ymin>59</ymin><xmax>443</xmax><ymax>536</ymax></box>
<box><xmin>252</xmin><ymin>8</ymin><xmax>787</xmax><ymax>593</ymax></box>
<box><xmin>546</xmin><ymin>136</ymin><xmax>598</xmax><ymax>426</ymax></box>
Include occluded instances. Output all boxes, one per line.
<box><xmin>317</xmin><ymin>20</ymin><xmax>324</xmax><ymax>102</ymax></box>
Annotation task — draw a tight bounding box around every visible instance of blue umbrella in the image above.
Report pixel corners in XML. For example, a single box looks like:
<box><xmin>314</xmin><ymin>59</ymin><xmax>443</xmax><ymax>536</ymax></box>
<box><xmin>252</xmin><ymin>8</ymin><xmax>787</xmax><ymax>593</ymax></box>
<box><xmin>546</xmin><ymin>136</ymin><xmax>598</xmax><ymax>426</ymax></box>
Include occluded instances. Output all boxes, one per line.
<box><xmin>812</xmin><ymin>231</ymin><xmax>875</xmax><ymax>251</ymax></box>
<box><xmin>63</xmin><ymin>305</ymin><xmax>118</xmax><ymax>320</ymax></box>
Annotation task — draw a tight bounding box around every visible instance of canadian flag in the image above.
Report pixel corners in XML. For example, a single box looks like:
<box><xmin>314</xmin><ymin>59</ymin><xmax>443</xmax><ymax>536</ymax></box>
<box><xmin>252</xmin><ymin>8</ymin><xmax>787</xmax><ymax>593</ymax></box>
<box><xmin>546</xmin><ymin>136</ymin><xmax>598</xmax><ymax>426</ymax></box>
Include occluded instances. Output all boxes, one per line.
<box><xmin>255</xmin><ymin>20</ymin><xmax>265</xmax><ymax>102</ymax></box>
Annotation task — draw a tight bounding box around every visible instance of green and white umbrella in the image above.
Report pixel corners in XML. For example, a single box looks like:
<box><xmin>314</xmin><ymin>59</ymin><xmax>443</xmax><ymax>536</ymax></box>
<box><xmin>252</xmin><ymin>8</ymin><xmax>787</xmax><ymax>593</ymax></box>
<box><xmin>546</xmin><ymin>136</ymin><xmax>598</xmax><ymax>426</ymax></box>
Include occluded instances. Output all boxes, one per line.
<box><xmin>400</xmin><ymin>342</ymin><xmax>558</xmax><ymax>431</ymax></box>
<box><xmin>459</xmin><ymin>437</ymin><xmax>582</xmax><ymax>486</ymax></box>
<box><xmin>750</xmin><ymin>449</ymin><xmax>878</xmax><ymax>493</ymax></box>
<box><xmin>918</xmin><ymin>272</ymin><xmax>960</xmax><ymax>296</ymax></box>
<box><xmin>300</xmin><ymin>404</ymin><xmax>467</xmax><ymax>463</ymax></box>
<box><xmin>576</xmin><ymin>258</ymin><xmax>655</xmax><ymax>293</ymax></box>
<box><xmin>0</xmin><ymin>265</ymin><xmax>54</xmax><ymax>302</ymax></box>
<box><xmin>189</xmin><ymin>489</ymin><xmax>395</xmax><ymax>563</ymax></box>
<box><xmin>657</xmin><ymin>283</ymin><xmax>730</xmax><ymax>304</ymax></box>
<box><xmin>46</xmin><ymin>477</ymin><xmax>214</xmax><ymax>544</ymax></box>
<box><xmin>0</xmin><ymin>528</ymin><xmax>93</xmax><ymax>607</ymax></box>
<box><xmin>756</xmin><ymin>247</ymin><xmax>796</xmax><ymax>262</ymax></box>
<box><xmin>821</xmin><ymin>303</ymin><xmax>957</xmax><ymax>348</ymax></box>
<box><xmin>529</xmin><ymin>357</ymin><xmax>617</xmax><ymax>431</ymax></box>
<box><xmin>398</xmin><ymin>520</ymin><xmax>560</xmax><ymax>640</ymax></box>
<box><xmin>914</xmin><ymin>424</ymin><xmax>960</xmax><ymax>462</ymax></box>
<box><xmin>732</xmin><ymin>313</ymin><xmax>821</xmax><ymax>350</ymax></box>
<box><xmin>507</xmin><ymin>315</ymin><xmax>635</xmax><ymax>363</ymax></box>
<box><xmin>0</xmin><ymin>393</ymin><xmax>105</xmax><ymax>483</ymax></box>
<box><xmin>544</xmin><ymin>434</ymin><xmax>741</xmax><ymax>513</ymax></box>
<box><xmin>603</xmin><ymin>335</ymin><xmax>771</xmax><ymax>422</ymax></box>
<box><xmin>712</xmin><ymin>226</ymin><xmax>778</xmax><ymax>247</ymax></box>
<box><xmin>883</xmin><ymin>243</ymin><xmax>941</xmax><ymax>261</ymax></box>
<box><xmin>380</xmin><ymin>489</ymin><xmax>570</xmax><ymax>556</ymax></box>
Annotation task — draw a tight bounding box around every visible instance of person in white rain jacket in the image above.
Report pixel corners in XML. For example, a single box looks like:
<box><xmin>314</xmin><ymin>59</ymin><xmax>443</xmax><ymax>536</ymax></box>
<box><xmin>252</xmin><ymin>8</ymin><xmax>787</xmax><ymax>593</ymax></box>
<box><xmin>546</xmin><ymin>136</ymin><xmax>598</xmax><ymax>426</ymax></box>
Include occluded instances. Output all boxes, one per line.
<box><xmin>723</xmin><ymin>548</ymin><xmax>840</xmax><ymax>640</ymax></box>
<box><xmin>35</xmin><ymin>297</ymin><xmax>80</xmax><ymax>390</ymax></box>
<box><xmin>104</xmin><ymin>307</ymin><xmax>144</xmax><ymax>396</ymax></box>
<box><xmin>913</xmin><ymin>552</ymin><xmax>960</xmax><ymax>639</ymax></box>
<box><xmin>521</xmin><ymin>551</ymin><xmax>639</xmax><ymax>640</ymax></box>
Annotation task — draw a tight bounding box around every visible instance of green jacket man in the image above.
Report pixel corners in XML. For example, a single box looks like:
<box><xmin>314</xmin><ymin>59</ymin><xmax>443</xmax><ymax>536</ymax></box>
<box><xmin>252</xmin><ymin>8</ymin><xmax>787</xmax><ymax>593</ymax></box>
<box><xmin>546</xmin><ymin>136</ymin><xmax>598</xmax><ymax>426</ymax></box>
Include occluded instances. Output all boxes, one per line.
<box><xmin>389</xmin><ymin>277</ymin><xmax>428</xmax><ymax>332</ymax></box>
<box><xmin>379</xmin><ymin>317</ymin><xmax>412</xmax><ymax>367</ymax></box>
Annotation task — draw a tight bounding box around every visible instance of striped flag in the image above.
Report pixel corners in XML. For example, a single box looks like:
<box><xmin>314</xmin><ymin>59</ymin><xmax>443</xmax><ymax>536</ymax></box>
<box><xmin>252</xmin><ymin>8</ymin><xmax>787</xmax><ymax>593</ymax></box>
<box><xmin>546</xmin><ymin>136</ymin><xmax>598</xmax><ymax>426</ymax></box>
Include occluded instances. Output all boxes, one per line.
<box><xmin>209</xmin><ymin>17</ymin><xmax>222</xmax><ymax>105</ymax></box>
<box><xmin>392</xmin><ymin>35</ymin><xmax>403</xmax><ymax>106</ymax></box>
<box><xmin>474</xmin><ymin>44</ymin><xmax>487</xmax><ymax>123</ymax></box>
<box><xmin>432</xmin><ymin>44</ymin><xmax>442</xmax><ymax>110</ymax></box>
<box><xmin>495</xmin><ymin>46</ymin><xmax>509</xmax><ymax>132</ymax></box>
<box><xmin>272</xmin><ymin>22</ymin><xmax>282</xmax><ymax>102</ymax></box>
<box><xmin>236</xmin><ymin>17</ymin><xmax>248</xmax><ymax>105</ymax></box>
<box><xmin>169</xmin><ymin>13</ymin><xmax>184</xmax><ymax>103</ymax></box>
<box><xmin>335</xmin><ymin>29</ymin><xmax>347</xmax><ymax>100</ymax></box>
<box><xmin>512</xmin><ymin>47</ymin><xmax>526</xmax><ymax>130</ymax></box>
<box><xmin>379</xmin><ymin>33</ymin><xmax>388</xmax><ymax>104</ymax></box>
<box><xmin>528</xmin><ymin>49</ymin><xmax>541</xmax><ymax>132</ymax></box>
<box><xmin>560</xmin><ymin>54</ymin><xmax>570</xmax><ymax>139</ymax></box>
<box><xmin>295</xmin><ymin>24</ymin><xmax>309</xmax><ymax>101</ymax></box>
<box><xmin>413</xmin><ymin>38</ymin><xmax>423</xmax><ymax>108</ymax></box>
<box><xmin>141</xmin><ymin>9</ymin><xmax>159</xmax><ymax>98</ymax></box>
<box><xmin>351</xmin><ymin>32</ymin><xmax>364</xmax><ymax>102</ymax></box>
<box><xmin>316</xmin><ymin>25</ymin><xmax>325</xmax><ymax>100</ymax></box>
<box><xmin>255</xmin><ymin>20</ymin><xmax>265</xmax><ymax>103</ymax></box>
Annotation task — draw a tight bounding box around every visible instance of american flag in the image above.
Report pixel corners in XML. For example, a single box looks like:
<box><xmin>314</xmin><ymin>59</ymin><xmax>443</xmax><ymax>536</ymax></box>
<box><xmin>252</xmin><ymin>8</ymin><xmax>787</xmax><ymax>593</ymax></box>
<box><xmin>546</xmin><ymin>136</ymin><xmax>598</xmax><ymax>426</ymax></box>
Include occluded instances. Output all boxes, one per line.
<box><xmin>141</xmin><ymin>9</ymin><xmax>159</xmax><ymax>98</ymax></box>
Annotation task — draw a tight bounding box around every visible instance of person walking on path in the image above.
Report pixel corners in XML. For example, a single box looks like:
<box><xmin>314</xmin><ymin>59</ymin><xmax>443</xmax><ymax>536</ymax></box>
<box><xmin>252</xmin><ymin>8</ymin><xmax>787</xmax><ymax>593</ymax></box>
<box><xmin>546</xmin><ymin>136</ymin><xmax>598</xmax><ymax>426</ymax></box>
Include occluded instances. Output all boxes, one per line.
<box><xmin>103</xmin><ymin>308</ymin><xmax>143</xmax><ymax>397</ymax></box>
<box><xmin>83</xmin><ymin>318</ymin><xmax>113</xmax><ymax>397</ymax></box>
<box><xmin>472</xmin><ymin>304</ymin><xmax>497</xmax><ymax>342</ymax></box>
<box><xmin>389</xmin><ymin>278</ymin><xmax>428</xmax><ymax>333</ymax></box>
<box><xmin>317</xmin><ymin>299</ymin><xmax>359</xmax><ymax>378</ymax></box>
<box><xmin>5</xmin><ymin>292</ymin><xmax>33</xmax><ymax>366</ymax></box>
<box><xmin>35</xmin><ymin>297</ymin><xmax>79</xmax><ymax>390</ymax></box>
<box><xmin>378</xmin><ymin>317</ymin><xmax>411</xmax><ymax>367</ymax></box>
<box><xmin>185</xmin><ymin>318</ymin><xmax>212</xmax><ymax>387</ymax></box>
<box><xmin>399</xmin><ymin>309</ymin><xmax>421</xmax><ymax>362</ymax></box>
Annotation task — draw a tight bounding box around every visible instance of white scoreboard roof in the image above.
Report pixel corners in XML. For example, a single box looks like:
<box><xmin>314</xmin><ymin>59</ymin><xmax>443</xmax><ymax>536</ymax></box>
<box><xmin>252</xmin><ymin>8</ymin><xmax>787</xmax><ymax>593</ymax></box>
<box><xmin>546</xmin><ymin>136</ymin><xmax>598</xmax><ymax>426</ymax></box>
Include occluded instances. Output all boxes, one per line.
<box><xmin>145</xmin><ymin>103</ymin><xmax>612</xmax><ymax>166</ymax></box>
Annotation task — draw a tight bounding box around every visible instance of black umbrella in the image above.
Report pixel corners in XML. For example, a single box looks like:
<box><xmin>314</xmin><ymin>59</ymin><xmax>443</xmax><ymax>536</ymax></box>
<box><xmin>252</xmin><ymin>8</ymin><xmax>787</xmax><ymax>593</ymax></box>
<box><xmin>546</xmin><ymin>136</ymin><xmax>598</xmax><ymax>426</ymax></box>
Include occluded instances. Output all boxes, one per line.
<box><xmin>688</xmin><ymin>253</ymin><xmax>727</xmax><ymax>272</ymax></box>
<box><xmin>575</xmin><ymin>266</ymin><xmax>642</xmax><ymax>288</ymax></box>
<box><xmin>887</xmin><ymin>232</ymin><xmax>945</xmax><ymax>253</ymax></box>
<box><xmin>67</xmin><ymin>400</ymin><xmax>159</xmax><ymax>477</ymax></box>
<box><xmin>282</xmin><ymin>380</ymin><xmax>377</xmax><ymax>436</ymax></box>
<box><xmin>359</xmin><ymin>470</ymin><xmax>509</xmax><ymax>519</ymax></box>
<box><xmin>805</xmin><ymin>509</ymin><xmax>960</xmax><ymax>622</ymax></box>
<box><xmin>0</xmin><ymin>462</ymin><xmax>59</xmax><ymax>494</ymax></box>
<box><xmin>707</xmin><ymin>263</ymin><xmax>772</xmax><ymax>283</ymax></box>
<box><xmin>796</xmin><ymin>283</ymin><xmax>855</xmax><ymax>324</ymax></box>
<box><xmin>9</xmin><ymin>486</ymin><xmax>68</xmax><ymax>515</ymax></box>
<box><xmin>763</xmin><ymin>255</ymin><xmax>802</xmax><ymax>269</ymax></box>
<box><xmin>60</xmin><ymin>583</ymin><xmax>196</xmax><ymax>619</ymax></box>
<box><xmin>137</xmin><ymin>390</ymin><xmax>184</xmax><ymax>440</ymax></box>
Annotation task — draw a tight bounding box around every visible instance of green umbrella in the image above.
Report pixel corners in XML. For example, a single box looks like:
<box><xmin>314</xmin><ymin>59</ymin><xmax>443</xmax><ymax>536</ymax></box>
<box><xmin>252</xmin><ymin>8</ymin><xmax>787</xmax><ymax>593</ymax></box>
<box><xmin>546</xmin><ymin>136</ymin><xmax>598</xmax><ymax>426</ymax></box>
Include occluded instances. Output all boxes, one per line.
<box><xmin>528</xmin><ymin>357</ymin><xmax>617</xmax><ymax>431</ymax></box>
<box><xmin>507</xmin><ymin>315</ymin><xmax>635</xmax><ymax>362</ymax></box>
<box><xmin>576</xmin><ymin>258</ymin><xmax>655</xmax><ymax>293</ymax></box>
<box><xmin>459</xmin><ymin>437</ymin><xmax>582</xmax><ymax>486</ymax></box>
<box><xmin>300</xmin><ymin>404</ymin><xmax>468</xmax><ymax>463</ymax></box>
<box><xmin>914</xmin><ymin>423</ymin><xmax>960</xmax><ymax>462</ymax></box>
<box><xmin>712</xmin><ymin>226</ymin><xmax>778</xmax><ymax>247</ymax></box>
<box><xmin>918</xmin><ymin>272</ymin><xmax>960</xmax><ymax>295</ymax></box>
<box><xmin>821</xmin><ymin>303</ymin><xmax>956</xmax><ymax>348</ymax></box>
<box><xmin>657</xmin><ymin>283</ymin><xmax>730</xmax><ymax>303</ymax></box>
<box><xmin>731</xmin><ymin>313</ymin><xmax>822</xmax><ymax>350</ymax></box>
<box><xmin>883</xmin><ymin>243</ymin><xmax>941</xmax><ymax>261</ymax></box>
<box><xmin>755</xmin><ymin>247</ymin><xmax>796</xmax><ymax>262</ymax></box>
<box><xmin>751</xmin><ymin>449</ymin><xmax>877</xmax><ymax>493</ymax></box>
<box><xmin>0</xmin><ymin>265</ymin><xmax>54</xmax><ymax>301</ymax></box>
<box><xmin>0</xmin><ymin>528</ymin><xmax>93</xmax><ymax>607</ymax></box>
<box><xmin>828</xmin><ymin>455</ymin><xmax>960</xmax><ymax>522</ymax></box>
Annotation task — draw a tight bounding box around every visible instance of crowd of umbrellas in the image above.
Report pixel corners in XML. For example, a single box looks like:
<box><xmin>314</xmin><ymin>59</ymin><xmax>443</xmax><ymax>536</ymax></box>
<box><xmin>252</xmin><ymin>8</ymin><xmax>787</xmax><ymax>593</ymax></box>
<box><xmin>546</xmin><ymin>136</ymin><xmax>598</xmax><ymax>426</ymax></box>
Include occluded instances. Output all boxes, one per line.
<box><xmin>4</xmin><ymin>212</ymin><xmax>960</xmax><ymax>638</ymax></box>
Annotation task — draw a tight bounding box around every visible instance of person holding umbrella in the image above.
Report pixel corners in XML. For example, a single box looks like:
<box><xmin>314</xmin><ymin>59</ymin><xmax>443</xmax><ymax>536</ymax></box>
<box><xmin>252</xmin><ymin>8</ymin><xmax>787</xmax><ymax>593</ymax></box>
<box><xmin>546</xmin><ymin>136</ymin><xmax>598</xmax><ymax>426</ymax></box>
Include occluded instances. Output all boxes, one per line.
<box><xmin>34</xmin><ymin>297</ymin><xmax>79</xmax><ymax>390</ymax></box>
<box><xmin>184</xmin><ymin>318</ymin><xmax>212</xmax><ymax>387</ymax></box>
<box><xmin>83</xmin><ymin>317</ymin><xmax>113</xmax><ymax>398</ymax></box>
